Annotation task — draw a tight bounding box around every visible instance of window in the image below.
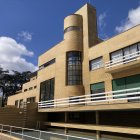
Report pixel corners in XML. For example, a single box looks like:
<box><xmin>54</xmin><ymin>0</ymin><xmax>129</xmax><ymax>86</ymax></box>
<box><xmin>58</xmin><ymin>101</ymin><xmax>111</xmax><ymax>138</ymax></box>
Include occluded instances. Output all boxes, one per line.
<box><xmin>24</xmin><ymin>89</ymin><xmax>27</xmax><ymax>92</ymax></box>
<box><xmin>64</xmin><ymin>26</ymin><xmax>81</xmax><ymax>34</ymax></box>
<box><xmin>90</xmin><ymin>57</ymin><xmax>103</xmax><ymax>70</ymax></box>
<box><xmin>19</xmin><ymin>99</ymin><xmax>24</xmax><ymax>108</ymax></box>
<box><xmin>40</xmin><ymin>78</ymin><xmax>55</xmax><ymax>101</ymax></box>
<box><xmin>90</xmin><ymin>82</ymin><xmax>105</xmax><ymax>101</ymax></box>
<box><xmin>67</xmin><ymin>51</ymin><xmax>82</xmax><ymax>85</ymax></box>
<box><xmin>34</xmin><ymin>86</ymin><xmax>37</xmax><ymax>89</ymax></box>
<box><xmin>15</xmin><ymin>100</ymin><xmax>18</xmax><ymax>108</ymax></box>
<box><xmin>27</xmin><ymin>97</ymin><xmax>36</xmax><ymax>103</ymax></box>
<box><xmin>112</xmin><ymin>74</ymin><xmax>140</xmax><ymax>101</ymax></box>
<box><xmin>110</xmin><ymin>42</ymin><xmax>140</xmax><ymax>64</ymax></box>
<box><xmin>29</xmin><ymin>87</ymin><xmax>33</xmax><ymax>90</ymax></box>
<box><xmin>39</xmin><ymin>58</ymin><xmax>55</xmax><ymax>70</ymax></box>
<box><xmin>111</xmin><ymin>50</ymin><xmax>123</xmax><ymax>64</ymax></box>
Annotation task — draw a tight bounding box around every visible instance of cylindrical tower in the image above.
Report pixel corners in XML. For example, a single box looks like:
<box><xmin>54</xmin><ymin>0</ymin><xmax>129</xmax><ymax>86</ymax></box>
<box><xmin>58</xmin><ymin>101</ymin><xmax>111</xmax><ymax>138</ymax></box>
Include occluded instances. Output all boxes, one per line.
<box><xmin>64</xmin><ymin>14</ymin><xmax>84</xmax><ymax>97</ymax></box>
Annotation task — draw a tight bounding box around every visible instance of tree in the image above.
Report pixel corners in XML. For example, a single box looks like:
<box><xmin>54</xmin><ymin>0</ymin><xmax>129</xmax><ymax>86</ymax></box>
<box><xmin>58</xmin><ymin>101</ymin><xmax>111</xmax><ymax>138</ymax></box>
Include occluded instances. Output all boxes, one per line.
<box><xmin>0</xmin><ymin>67</ymin><xmax>31</xmax><ymax>106</ymax></box>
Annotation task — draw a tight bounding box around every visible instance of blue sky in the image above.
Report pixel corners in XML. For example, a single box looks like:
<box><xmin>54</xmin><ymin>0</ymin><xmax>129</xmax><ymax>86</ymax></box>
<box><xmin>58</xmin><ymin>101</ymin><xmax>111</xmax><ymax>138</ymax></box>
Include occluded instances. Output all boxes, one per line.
<box><xmin>0</xmin><ymin>0</ymin><xmax>140</xmax><ymax>72</ymax></box>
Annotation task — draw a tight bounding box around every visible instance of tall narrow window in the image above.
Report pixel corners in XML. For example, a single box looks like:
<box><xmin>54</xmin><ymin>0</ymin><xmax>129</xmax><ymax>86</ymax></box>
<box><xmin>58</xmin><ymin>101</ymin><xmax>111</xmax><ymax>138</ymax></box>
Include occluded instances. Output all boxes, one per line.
<box><xmin>15</xmin><ymin>100</ymin><xmax>18</xmax><ymax>108</ymax></box>
<box><xmin>19</xmin><ymin>99</ymin><xmax>23</xmax><ymax>108</ymax></box>
<box><xmin>67</xmin><ymin>51</ymin><xmax>82</xmax><ymax>85</ymax></box>
<box><xmin>40</xmin><ymin>78</ymin><xmax>55</xmax><ymax>101</ymax></box>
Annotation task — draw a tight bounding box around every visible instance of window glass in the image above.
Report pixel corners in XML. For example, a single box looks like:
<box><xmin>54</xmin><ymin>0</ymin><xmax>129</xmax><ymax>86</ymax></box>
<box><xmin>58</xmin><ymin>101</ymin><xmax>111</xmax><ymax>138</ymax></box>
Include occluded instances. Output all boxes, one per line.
<box><xmin>15</xmin><ymin>100</ymin><xmax>18</xmax><ymax>108</ymax></box>
<box><xmin>111</xmin><ymin>50</ymin><xmax>123</xmax><ymax>64</ymax></box>
<box><xmin>40</xmin><ymin>78</ymin><xmax>55</xmax><ymax>101</ymax></box>
<box><xmin>39</xmin><ymin>58</ymin><xmax>55</xmax><ymax>70</ymax></box>
<box><xmin>67</xmin><ymin>51</ymin><xmax>82</xmax><ymax>85</ymax></box>
<box><xmin>90</xmin><ymin>57</ymin><xmax>103</xmax><ymax>70</ymax></box>
<box><xmin>138</xmin><ymin>43</ymin><xmax>140</xmax><ymax>51</ymax></box>
<box><xmin>110</xmin><ymin>42</ymin><xmax>140</xmax><ymax>65</ymax></box>
<box><xmin>27</xmin><ymin>97</ymin><xmax>36</xmax><ymax>103</ymax></box>
<box><xmin>19</xmin><ymin>99</ymin><xmax>23</xmax><ymax>108</ymax></box>
<box><xmin>124</xmin><ymin>47</ymin><xmax>130</xmax><ymax>61</ymax></box>
<box><xmin>64</xmin><ymin>26</ymin><xmax>81</xmax><ymax>34</ymax></box>
<box><xmin>90</xmin><ymin>82</ymin><xmax>105</xmax><ymax>101</ymax></box>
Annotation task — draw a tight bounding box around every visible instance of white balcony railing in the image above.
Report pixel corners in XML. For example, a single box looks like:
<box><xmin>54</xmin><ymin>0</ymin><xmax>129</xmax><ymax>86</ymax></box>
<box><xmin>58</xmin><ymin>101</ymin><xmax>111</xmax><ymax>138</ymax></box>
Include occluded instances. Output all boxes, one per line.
<box><xmin>105</xmin><ymin>51</ymin><xmax>140</xmax><ymax>69</ymax></box>
<box><xmin>38</xmin><ymin>87</ymin><xmax>140</xmax><ymax>109</ymax></box>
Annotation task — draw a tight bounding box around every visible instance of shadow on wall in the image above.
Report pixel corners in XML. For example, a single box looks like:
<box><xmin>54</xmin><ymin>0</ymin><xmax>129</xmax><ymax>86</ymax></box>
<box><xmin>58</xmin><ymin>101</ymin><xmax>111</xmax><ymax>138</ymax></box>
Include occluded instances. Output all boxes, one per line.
<box><xmin>0</xmin><ymin>103</ymin><xmax>47</xmax><ymax>129</ymax></box>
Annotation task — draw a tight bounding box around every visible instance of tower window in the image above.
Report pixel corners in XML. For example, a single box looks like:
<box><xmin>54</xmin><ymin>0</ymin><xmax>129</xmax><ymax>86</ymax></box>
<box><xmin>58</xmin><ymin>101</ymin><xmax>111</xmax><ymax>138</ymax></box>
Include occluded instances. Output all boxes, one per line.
<box><xmin>64</xmin><ymin>26</ymin><xmax>81</xmax><ymax>34</ymax></box>
<box><xmin>66</xmin><ymin>51</ymin><xmax>82</xmax><ymax>85</ymax></box>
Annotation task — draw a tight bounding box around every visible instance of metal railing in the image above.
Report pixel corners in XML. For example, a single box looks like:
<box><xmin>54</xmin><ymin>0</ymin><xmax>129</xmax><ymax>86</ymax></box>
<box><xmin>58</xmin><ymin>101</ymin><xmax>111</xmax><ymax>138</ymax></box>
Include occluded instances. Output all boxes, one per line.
<box><xmin>105</xmin><ymin>51</ymin><xmax>140</xmax><ymax>69</ymax></box>
<box><xmin>0</xmin><ymin>124</ymin><xmax>94</xmax><ymax>140</ymax></box>
<box><xmin>38</xmin><ymin>87</ymin><xmax>140</xmax><ymax>109</ymax></box>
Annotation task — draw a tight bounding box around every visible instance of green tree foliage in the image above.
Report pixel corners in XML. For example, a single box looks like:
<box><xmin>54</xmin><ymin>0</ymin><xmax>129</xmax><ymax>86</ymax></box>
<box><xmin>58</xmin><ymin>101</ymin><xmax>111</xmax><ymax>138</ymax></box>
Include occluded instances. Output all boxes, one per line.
<box><xmin>0</xmin><ymin>67</ymin><xmax>31</xmax><ymax>106</ymax></box>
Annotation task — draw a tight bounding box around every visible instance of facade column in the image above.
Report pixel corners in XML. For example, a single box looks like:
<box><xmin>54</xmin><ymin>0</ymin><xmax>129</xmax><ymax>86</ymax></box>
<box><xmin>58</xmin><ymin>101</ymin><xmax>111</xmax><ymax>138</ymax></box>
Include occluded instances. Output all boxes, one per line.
<box><xmin>96</xmin><ymin>111</ymin><xmax>100</xmax><ymax>140</ymax></box>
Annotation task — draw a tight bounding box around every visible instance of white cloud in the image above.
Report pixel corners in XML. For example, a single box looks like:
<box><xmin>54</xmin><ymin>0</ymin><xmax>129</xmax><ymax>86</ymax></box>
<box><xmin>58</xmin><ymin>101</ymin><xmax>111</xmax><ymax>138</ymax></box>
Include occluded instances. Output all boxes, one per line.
<box><xmin>18</xmin><ymin>31</ymin><xmax>32</xmax><ymax>42</ymax></box>
<box><xmin>116</xmin><ymin>6</ymin><xmax>140</xmax><ymax>33</ymax></box>
<box><xmin>98</xmin><ymin>12</ymin><xmax>108</xmax><ymax>40</ymax></box>
<box><xmin>0</xmin><ymin>37</ymin><xmax>38</xmax><ymax>73</ymax></box>
<box><xmin>98</xmin><ymin>12</ymin><xmax>106</xmax><ymax>29</ymax></box>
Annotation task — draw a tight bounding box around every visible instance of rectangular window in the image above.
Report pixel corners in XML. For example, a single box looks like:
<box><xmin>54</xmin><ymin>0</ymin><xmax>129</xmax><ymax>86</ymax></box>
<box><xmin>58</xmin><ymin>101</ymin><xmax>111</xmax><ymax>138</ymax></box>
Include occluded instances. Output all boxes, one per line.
<box><xmin>24</xmin><ymin>89</ymin><xmax>27</xmax><ymax>92</ymax></box>
<box><xmin>19</xmin><ymin>99</ymin><xmax>23</xmax><ymax>108</ymax></box>
<box><xmin>27</xmin><ymin>97</ymin><xmax>36</xmax><ymax>103</ymax></box>
<box><xmin>110</xmin><ymin>42</ymin><xmax>140</xmax><ymax>65</ymax></box>
<box><xmin>90</xmin><ymin>82</ymin><xmax>105</xmax><ymax>101</ymax></box>
<box><xmin>29</xmin><ymin>87</ymin><xmax>33</xmax><ymax>90</ymax></box>
<box><xmin>111</xmin><ymin>50</ymin><xmax>123</xmax><ymax>64</ymax></box>
<box><xmin>67</xmin><ymin>51</ymin><xmax>82</xmax><ymax>85</ymax></box>
<box><xmin>112</xmin><ymin>74</ymin><xmax>140</xmax><ymax>100</ymax></box>
<box><xmin>90</xmin><ymin>57</ymin><xmax>103</xmax><ymax>71</ymax></box>
<box><xmin>39</xmin><ymin>58</ymin><xmax>55</xmax><ymax>70</ymax></box>
<box><xmin>138</xmin><ymin>43</ymin><xmax>140</xmax><ymax>51</ymax></box>
<box><xmin>40</xmin><ymin>78</ymin><xmax>55</xmax><ymax>101</ymax></box>
<box><xmin>15</xmin><ymin>100</ymin><xmax>18</xmax><ymax>108</ymax></box>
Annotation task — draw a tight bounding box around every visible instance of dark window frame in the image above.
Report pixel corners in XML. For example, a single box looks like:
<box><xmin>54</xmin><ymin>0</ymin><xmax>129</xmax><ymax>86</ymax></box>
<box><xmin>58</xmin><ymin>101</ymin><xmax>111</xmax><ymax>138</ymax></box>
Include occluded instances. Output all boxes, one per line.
<box><xmin>39</xmin><ymin>58</ymin><xmax>55</xmax><ymax>70</ymax></box>
<box><xmin>40</xmin><ymin>78</ymin><xmax>55</xmax><ymax>102</ymax></box>
<box><xmin>15</xmin><ymin>100</ymin><xmax>18</xmax><ymax>107</ymax></box>
<box><xmin>66</xmin><ymin>51</ymin><xmax>82</xmax><ymax>85</ymax></box>
<box><xmin>64</xmin><ymin>26</ymin><xmax>81</xmax><ymax>34</ymax></box>
<box><xmin>110</xmin><ymin>42</ymin><xmax>140</xmax><ymax>62</ymax></box>
<box><xmin>90</xmin><ymin>82</ymin><xmax>105</xmax><ymax>101</ymax></box>
<box><xmin>89</xmin><ymin>56</ymin><xmax>103</xmax><ymax>71</ymax></box>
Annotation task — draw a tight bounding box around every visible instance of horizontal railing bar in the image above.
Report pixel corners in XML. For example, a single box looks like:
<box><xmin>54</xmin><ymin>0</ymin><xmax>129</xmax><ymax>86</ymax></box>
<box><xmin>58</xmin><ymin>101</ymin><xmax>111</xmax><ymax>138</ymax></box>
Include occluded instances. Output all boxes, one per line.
<box><xmin>39</xmin><ymin>96</ymin><xmax>140</xmax><ymax>108</ymax></box>
<box><xmin>38</xmin><ymin>87</ymin><xmax>140</xmax><ymax>104</ymax></box>
<box><xmin>105</xmin><ymin>51</ymin><xmax>140</xmax><ymax>69</ymax></box>
<box><xmin>106</xmin><ymin>55</ymin><xmax>139</xmax><ymax>66</ymax></box>
<box><xmin>22</xmin><ymin>134</ymin><xmax>39</xmax><ymax>140</ymax></box>
<box><xmin>105</xmin><ymin>51</ymin><xmax>140</xmax><ymax>64</ymax></box>
<box><xmin>39</xmin><ymin>92</ymin><xmax>140</xmax><ymax>107</ymax></box>
<box><xmin>0</xmin><ymin>124</ymin><xmax>95</xmax><ymax>140</ymax></box>
<box><xmin>11</xmin><ymin>131</ymin><xmax>23</xmax><ymax>136</ymax></box>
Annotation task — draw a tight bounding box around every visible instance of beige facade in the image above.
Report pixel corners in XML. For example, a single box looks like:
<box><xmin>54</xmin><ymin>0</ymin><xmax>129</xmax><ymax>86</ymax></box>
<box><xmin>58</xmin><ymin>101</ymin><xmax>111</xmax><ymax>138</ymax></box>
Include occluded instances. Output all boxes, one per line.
<box><xmin>7</xmin><ymin>3</ymin><xmax>140</xmax><ymax>140</ymax></box>
<box><xmin>8</xmin><ymin>76</ymin><xmax>37</xmax><ymax>107</ymax></box>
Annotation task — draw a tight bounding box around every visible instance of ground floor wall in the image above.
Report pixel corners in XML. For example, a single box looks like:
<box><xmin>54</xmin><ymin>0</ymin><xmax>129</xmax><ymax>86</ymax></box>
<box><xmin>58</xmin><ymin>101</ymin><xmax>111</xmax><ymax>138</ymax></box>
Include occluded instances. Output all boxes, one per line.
<box><xmin>0</xmin><ymin>103</ymin><xmax>47</xmax><ymax>129</ymax></box>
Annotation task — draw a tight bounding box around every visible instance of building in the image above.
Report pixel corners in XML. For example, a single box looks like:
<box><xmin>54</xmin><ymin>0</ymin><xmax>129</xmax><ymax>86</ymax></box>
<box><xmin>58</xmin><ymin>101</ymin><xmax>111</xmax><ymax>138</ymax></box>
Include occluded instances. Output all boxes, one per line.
<box><xmin>7</xmin><ymin>3</ymin><xmax>140</xmax><ymax>140</ymax></box>
<box><xmin>8</xmin><ymin>72</ymin><xmax>37</xmax><ymax>108</ymax></box>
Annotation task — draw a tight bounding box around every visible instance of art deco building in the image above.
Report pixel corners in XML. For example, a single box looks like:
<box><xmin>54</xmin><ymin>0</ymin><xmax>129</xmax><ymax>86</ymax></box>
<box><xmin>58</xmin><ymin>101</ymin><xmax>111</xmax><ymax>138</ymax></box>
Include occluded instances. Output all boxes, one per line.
<box><xmin>8</xmin><ymin>3</ymin><xmax>140</xmax><ymax>140</ymax></box>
